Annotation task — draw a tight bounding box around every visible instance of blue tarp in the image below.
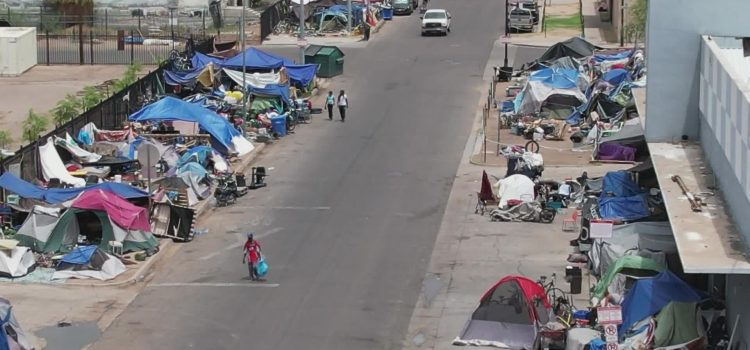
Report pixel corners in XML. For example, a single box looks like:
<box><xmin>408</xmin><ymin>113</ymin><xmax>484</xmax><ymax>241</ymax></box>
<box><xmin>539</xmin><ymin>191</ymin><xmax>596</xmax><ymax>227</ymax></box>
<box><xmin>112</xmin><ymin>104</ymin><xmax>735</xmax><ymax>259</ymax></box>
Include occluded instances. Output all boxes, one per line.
<box><xmin>191</xmin><ymin>52</ymin><xmax>225</xmax><ymax>69</ymax></box>
<box><xmin>60</xmin><ymin>245</ymin><xmax>98</xmax><ymax>265</ymax></box>
<box><xmin>285</xmin><ymin>63</ymin><xmax>318</xmax><ymax>87</ymax></box>
<box><xmin>602</xmin><ymin>68</ymin><xmax>630</xmax><ymax>86</ymax></box>
<box><xmin>246</xmin><ymin>83</ymin><xmax>292</xmax><ymax>104</ymax></box>
<box><xmin>223</xmin><ymin>48</ymin><xmax>286</xmax><ymax>70</ymax></box>
<box><xmin>0</xmin><ymin>172</ymin><xmax>149</xmax><ymax>204</ymax></box>
<box><xmin>591</xmin><ymin>50</ymin><xmax>633</xmax><ymax>63</ymax></box>
<box><xmin>598</xmin><ymin>195</ymin><xmax>649</xmax><ymax>221</ymax></box>
<box><xmin>129</xmin><ymin>96</ymin><xmax>241</xmax><ymax>153</ymax></box>
<box><xmin>529</xmin><ymin>67</ymin><xmax>580</xmax><ymax>89</ymax></box>
<box><xmin>177</xmin><ymin>161</ymin><xmax>209</xmax><ymax>179</ymax></box>
<box><xmin>164</xmin><ymin>66</ymin><xmax>205</xmax><ymax>86</ymax></box>
<box><xmin>326</xmin><ymin>4</ymin><xmax>366</xmax><ymax>26</ymax></box>
<box><xmin>601</xmin><ymin>171</ymin><xmax>642</xmax><ymax>197</ymax></box>
<box><xmin>620</xmin><ymin>270</ymin><xmax>704</xmax><ymax>333</ymax></box>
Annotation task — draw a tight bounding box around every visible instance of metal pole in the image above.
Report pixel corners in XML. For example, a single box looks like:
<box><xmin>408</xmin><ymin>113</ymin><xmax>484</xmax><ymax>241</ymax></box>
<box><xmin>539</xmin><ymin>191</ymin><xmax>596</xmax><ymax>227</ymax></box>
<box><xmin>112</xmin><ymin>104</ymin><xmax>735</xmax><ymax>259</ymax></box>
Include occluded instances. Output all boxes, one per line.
<box><xmin>241</xmin><ymin>0</ymin><xmax>247</xmax><ymax>118</ymax></box>
<box><xmin>105</xmin><ymin>9</ymin><xmax>108</xmax><ymax>35</ymax></box>
<box><xmin>299</xmin><ymin>0</ymin><xmax>305</xmax><ymax>64</ymax></box>
<box><xmin>170</xmin><ymin>8</ymin><xmax>176</xmax><ymax>51</ymax></box>
<box><xmin>347</xmin><ymin>0</ymin><xmax>352</xmax><ymax>33</ymax></box>
<box><xmin>503</xmin><ymin>0</ymin><xmax>509</xmax><ymax>68</ymax></box>
<box><xmin>146</xmin><ymin>144</ymin><xmax>152</xmax><ymax>220</ymax></box>
<box><xmin>619</xmin><ymin>0</ymin><xmax>624</xmax><ymax>47</ymax></box>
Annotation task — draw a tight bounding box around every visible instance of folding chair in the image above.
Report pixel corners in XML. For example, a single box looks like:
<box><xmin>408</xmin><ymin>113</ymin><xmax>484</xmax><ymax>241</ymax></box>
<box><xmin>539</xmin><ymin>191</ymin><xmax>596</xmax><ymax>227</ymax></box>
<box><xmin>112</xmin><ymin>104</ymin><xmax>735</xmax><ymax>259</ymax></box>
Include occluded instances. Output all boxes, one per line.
<box><xmin>475</xmin><ymin>171</ymin><xmax>499</xmax><ymax>215</ymax></box>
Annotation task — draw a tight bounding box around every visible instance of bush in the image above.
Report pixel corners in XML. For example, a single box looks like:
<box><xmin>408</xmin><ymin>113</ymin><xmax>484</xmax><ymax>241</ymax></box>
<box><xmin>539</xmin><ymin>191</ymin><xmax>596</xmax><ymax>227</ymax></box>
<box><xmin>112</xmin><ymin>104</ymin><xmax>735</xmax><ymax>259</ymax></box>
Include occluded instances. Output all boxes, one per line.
<box><xmin>80</xmin><ymin>86</ymin><xmax>106</xmax><ymax>111</ymax></box>
<box><xmin>52</xmin><ymin>94</ymin><xmax>81</xmax><ymax>126</ymax></box>
<box><xmin>0</xmin><ymin>130</ymin><xmax>12</xmax><ymax>148</ymax></box>
<box><xmin>22</xmin><ymin>109</ymin><xmax>49</xmax><ymax>143</ymax></box>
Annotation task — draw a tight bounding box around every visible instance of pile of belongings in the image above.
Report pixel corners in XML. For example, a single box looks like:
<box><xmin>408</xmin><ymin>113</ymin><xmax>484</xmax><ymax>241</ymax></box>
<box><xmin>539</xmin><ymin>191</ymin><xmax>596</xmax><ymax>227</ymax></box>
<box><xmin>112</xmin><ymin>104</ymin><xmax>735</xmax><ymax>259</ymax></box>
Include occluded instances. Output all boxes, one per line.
<box><xmin>52</xmin><ymin>245</ymin><xmax>125</xmax><ymax>281</ymax></box>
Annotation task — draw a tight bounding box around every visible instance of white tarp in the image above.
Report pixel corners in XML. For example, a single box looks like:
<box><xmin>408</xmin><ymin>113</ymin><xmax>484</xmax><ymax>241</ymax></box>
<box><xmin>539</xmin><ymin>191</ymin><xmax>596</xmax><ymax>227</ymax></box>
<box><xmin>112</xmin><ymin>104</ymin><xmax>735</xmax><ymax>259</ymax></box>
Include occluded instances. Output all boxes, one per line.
<box><xmin>51</xmin><ymin>253</ymin><xmax>126</xmax><ymax>281</ymax></box>
<box><xmin>517</xmin><ymin>80</ymin><xmax>587</xmax><ymax>115</ymax></box>
<box><xmin>223</xmin><ymin>68</ymin><xmax>281</xmax><ymax>89</ymax></box>
<box><xmin>54</xmin><ymin>133</ymin><xmax>102</xmax><ymax>163</ymax></box>
<box><xmin>0</xmin><ymin>241</ymin><xmax>36</xmax><ymax>278</ymax></box>
<box><xmin>39</xmin><ymin>137</ymin><xmax>86</xmax><ymax>187</ymax></box>
<box><xmin>495</xmin><ymin>174</ymin><xmax>536</xmax><ymax>208</ymax></box>
<box><xmin>589</xmin><ymin>222</ymin><xmax>677</xmax><ymax>277</ymax></box>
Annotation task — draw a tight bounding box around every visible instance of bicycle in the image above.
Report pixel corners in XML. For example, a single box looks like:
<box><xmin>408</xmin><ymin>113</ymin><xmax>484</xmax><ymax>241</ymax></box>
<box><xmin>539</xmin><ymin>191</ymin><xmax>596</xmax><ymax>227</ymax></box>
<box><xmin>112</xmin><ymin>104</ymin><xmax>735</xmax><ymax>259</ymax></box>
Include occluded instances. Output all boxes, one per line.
<box><xmin>286</xmin><ymin>112</ymin><xmax>297</xmax><ymax>133</ymax></box>
<box><xmin>537</xmin><ymin>274</ymin><xmax>574</xmax><ymax>327</ymax></box>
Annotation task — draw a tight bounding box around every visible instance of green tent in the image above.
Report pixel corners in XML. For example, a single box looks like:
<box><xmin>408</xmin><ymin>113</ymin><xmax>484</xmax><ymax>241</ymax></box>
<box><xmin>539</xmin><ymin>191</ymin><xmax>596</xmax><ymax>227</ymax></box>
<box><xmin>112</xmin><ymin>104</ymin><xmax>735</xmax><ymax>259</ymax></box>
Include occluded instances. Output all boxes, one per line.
<box><xmin>16</xmin><ymin>208</ymin><xmax>157</xmax><ymax>254</ymax></box>
<box><xmin>591</xmin><ymin>255</ymin><xmax>665</xmax><ymax>301</ymax></box>
<box><xmin>654</xmin><ymin>302</ymin><xmax>700</xmax><ymax>347</ymax></box>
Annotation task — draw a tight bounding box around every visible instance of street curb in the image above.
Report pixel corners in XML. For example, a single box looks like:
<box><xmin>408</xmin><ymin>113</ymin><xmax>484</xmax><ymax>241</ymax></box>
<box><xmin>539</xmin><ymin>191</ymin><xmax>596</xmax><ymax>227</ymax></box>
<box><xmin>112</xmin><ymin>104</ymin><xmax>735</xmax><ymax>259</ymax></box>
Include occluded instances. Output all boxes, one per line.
<box><xmin>65</xmin><ymin>142</ymin><xmax>268</xmax><ymax>288</ymax></box>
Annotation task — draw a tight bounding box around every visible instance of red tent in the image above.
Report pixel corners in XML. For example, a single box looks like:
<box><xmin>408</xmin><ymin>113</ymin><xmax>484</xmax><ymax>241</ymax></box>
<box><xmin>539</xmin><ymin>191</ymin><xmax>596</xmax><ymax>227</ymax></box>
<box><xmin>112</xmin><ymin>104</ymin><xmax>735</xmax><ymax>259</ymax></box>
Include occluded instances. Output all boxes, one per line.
<box><xmin>454</xmin><ymin>275</ymin><xmax>552</xmax><ymax>349</ymax></box>
<box><xmin>72</xmin><ymin>189</ymin><xmax>150</xmax><ymax>231</ymax></box>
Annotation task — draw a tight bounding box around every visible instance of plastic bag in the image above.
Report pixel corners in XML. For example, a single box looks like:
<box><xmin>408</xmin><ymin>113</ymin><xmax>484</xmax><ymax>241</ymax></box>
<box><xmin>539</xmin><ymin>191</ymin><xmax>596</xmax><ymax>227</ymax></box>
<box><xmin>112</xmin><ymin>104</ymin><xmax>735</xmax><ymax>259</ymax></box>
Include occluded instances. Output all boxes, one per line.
<box><xmin>255</xmin><ymin>258</ymin><xmax>269</xmax><ymax>277</ymax></box>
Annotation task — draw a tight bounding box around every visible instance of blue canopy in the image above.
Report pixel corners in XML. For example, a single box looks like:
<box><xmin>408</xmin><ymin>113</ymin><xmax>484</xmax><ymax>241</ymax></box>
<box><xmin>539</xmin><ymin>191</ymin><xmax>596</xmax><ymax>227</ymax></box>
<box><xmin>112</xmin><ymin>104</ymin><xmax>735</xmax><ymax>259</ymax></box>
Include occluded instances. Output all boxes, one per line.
<box><xmin>601</xmin><ymin>171</ymin><xmax>642</xmax><ymax>198</ymax></box>
<box><xmin>223</xmin><ymin>48</ymin><xmax>286</xmax><ymax>70</ymax></box>
<box><xmin>598</xmin><ymin>195</ymin><xmax>649</xmax><ymax>221</ymax></box>
<box><xmin>602</xmin><ymin>68</ymin><xmax>630</xmax><ymax>86</ymax></box>
<box><xmin>164</xmin><ymin>66</ymin><xmax>206</xmax><ymax>86</ymax></box>
<box><xmin>129</xmin><ymin>96</ymin><xmax>241</xmax><ymax>153</ymax></box>
<box><xmin>620</xmin><ymin>270</ymin><xmax>704</xmax><ymax>333</ymax></box>
<box><xmin>285</xmin><ymin>63</ymin><xmax>318</xmax><ymax>87</ymax></box>
<box><xmin>60</xmin><ymin>245</ymin><xmax>98</xmax><ymax>265</ymax></box>
<box><xmin>246</xmin><ymin>83</ymin><xmax>292</xmax><ymax>104</ymax></box>
<box><xmin>592</xmin><ymin>49</ymin><xmax>633</xmax><ymax>63</ymax></box>
<box><xmin>529</xmin><ymin>67</ymin><xmax>580</xmax><ymax>89</ymax></box>
<box><xmin>0</xmin><ymin>172</ymin><xmax>149</xmax><ymax>204</ymax></box>
<box><xmin>191</xmin><ymin>52</ymin><xmax>225</xmax><ymax>69</ymax></box>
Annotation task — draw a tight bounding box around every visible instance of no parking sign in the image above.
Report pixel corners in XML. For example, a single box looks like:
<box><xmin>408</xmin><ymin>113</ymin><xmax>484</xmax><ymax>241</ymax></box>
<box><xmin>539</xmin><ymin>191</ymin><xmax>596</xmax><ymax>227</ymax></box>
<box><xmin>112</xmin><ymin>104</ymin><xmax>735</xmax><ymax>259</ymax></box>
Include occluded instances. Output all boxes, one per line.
<box><xmin>598</xmin><ymin>306</ymin><xmax>622</xmax><ymax>350</ymax></box>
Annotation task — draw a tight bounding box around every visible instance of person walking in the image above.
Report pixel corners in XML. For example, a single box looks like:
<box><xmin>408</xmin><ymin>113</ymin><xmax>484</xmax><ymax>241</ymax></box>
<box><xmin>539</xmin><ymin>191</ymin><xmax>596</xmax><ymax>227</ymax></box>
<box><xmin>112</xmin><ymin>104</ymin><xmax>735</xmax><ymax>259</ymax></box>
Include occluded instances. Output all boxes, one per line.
<box><xmin>326</xmin><ymin>91</ymin><xmax>336</xmax><ymax>120</ymax></box>
<box><xmin>337</xmin><ymin>90</ymin><xmax>349</xmax><ymax>122</ymax></box>
<box><xmin>242</xmin><ymin>233</ymin><xmax>262</xmax><ymax>281</ymax></box>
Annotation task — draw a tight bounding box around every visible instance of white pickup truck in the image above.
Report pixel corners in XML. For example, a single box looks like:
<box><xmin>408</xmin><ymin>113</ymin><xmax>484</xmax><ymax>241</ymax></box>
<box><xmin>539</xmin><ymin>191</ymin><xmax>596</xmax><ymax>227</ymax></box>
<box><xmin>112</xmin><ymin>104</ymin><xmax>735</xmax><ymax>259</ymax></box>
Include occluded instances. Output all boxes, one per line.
<box><xmin>421</xmin><ymin>9</ymin><xmax>451</xmax><ymax>36</ymax></box>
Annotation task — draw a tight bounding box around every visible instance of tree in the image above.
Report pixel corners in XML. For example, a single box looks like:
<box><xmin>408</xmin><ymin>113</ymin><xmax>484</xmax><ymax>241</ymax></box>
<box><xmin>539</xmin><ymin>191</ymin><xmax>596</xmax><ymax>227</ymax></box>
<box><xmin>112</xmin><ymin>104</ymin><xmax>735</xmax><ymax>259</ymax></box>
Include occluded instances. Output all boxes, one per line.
<box><xmin>624</xmin><ymin>0</ymin><xmax>647</xmax><ymax>43</ymax></box>
<box><xmin>112</xmin><ymin>63</ymin><xmax>143</xmax><ymax>94</ymax></box>
<box><xmin>52</xmin><ymin>94</ymin><xmax>81</xmax><ymax>126</ymax></box>
<box><xmin>80</xmin><ymin>86</ymin><xmax>106</xmax><ymax>111</ymax></box>
<box><xmin>0</xmin><ymin>130</ymin><xmax>12</xmax><ymax>149</ymax></box>
<box><xmin>22</xmin><ymin>109</ymin><xmax>49</xmax><ymax>143</ymax></box>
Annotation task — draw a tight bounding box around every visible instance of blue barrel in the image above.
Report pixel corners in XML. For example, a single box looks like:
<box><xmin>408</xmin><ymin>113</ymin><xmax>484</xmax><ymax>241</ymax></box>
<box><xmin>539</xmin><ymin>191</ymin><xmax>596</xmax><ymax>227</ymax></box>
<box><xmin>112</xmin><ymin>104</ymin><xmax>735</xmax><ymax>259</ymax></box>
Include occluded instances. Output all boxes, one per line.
<box><xmin>271</xmin><ymin>115</ymin><xmax>287</xmax><ymax>137</ymax></box>
<box><xmin>382</xmin><ymin>7</ymin><xmax>393</xmax><ymax>20</ymax></box>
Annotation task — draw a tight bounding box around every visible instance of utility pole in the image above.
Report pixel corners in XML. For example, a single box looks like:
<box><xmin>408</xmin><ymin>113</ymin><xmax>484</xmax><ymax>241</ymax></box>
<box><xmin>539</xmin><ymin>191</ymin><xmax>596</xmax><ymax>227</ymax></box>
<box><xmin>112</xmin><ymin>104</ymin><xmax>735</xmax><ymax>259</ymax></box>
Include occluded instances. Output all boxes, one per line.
<box><xmin>503</xmin><ymin>0</ymin><xmax>509</xmax><ymax>68</ymax></box>
<box><xmin>347</xmin><ymin>0</ymin><xmax>352</xmax><ymax>33</ymax></box>
<box><xmin>619</xmin><ymin>0</ymin><xmax>624</xmax><ymax>47</ymax></box>
<box><xmin>299</xmin><ymin>0</ymin><xmax>305</xmax><ymax>63</ymax></box>
<box><xmin>241</xmin><ymin>0</ymin><xmax>247</xmax><ymax>118</ymax></box>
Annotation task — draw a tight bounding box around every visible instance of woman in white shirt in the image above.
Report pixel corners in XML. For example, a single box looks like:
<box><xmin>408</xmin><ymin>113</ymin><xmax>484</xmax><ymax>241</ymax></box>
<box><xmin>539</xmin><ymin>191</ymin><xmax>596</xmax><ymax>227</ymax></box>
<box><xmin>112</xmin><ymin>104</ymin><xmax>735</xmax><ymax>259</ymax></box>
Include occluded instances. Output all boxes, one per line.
<box><xmin>337</xmin><ymin>90</ymin><xmax>349</xmax><ymax>122</ymax></box>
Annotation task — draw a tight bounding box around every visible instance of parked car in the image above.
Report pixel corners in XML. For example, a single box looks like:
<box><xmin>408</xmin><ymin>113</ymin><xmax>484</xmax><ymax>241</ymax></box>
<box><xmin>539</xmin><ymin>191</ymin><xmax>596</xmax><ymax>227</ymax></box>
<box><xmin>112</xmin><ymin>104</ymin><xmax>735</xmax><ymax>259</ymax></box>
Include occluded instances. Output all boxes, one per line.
<box><xmin>515</xmin><ymin>1</ymin><xmax>539</xmax><ymax>24</ymax></box>
<box><xmin>508</xmin><ymin>7</ymin><xmax>534</xmax><ymax>32</ymax></box>
<box><xmin>421</xmin><ymin>9</ymin><xmax>451</xmax><ymax>36</ymax></box>
<box><xmin>393</xmin><ymin>0</ymin><xmax>413</xmax><ymax>15</ymax></box>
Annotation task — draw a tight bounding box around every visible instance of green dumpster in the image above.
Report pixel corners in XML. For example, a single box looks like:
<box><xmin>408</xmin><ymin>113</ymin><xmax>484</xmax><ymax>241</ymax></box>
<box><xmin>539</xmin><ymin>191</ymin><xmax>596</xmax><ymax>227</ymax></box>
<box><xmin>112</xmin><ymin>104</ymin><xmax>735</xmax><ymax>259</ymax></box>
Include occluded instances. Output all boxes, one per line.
<box><xmin>304</xmin><ymin>45</ymin><xmax>345</xmax><ymax>78</ymax></box>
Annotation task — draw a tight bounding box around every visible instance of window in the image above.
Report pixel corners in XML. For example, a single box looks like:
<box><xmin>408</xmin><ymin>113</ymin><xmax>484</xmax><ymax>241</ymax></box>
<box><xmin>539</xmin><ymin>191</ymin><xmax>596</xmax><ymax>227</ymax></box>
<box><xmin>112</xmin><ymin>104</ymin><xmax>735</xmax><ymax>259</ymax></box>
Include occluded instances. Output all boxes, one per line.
<box><xmin>424</xmin><ymin>12</ymin><xmax>446</xmax><ymax>19</ymax></box>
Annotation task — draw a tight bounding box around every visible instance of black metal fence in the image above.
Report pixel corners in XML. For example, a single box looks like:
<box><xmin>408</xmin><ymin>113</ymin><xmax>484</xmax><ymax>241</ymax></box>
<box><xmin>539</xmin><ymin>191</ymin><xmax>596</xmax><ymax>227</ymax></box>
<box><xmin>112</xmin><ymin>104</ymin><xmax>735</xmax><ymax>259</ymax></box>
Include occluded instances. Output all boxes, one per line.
<box><xmin>37</xmin><ymin>30</ymin><xmax>208</xmax><ymax>65</ymax></box>
<box><xmin>260</xmin><ymin>1</ymin><xmax>288</xmax><ymax>42</ymax></box>
<box><xmin>0</xmin><ymin>67</ymin><xmax>166</xmax><ymax>182</ymax></box>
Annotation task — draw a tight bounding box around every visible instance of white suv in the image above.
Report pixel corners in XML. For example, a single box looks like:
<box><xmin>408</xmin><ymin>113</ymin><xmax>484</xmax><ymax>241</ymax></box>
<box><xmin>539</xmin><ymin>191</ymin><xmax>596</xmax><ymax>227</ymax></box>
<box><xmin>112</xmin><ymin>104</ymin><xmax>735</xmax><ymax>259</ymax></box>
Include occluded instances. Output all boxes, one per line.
<box><xmin>421</xmin><ymin>9</ymin><xmax>451</xmax><ymax>36</ymax></box>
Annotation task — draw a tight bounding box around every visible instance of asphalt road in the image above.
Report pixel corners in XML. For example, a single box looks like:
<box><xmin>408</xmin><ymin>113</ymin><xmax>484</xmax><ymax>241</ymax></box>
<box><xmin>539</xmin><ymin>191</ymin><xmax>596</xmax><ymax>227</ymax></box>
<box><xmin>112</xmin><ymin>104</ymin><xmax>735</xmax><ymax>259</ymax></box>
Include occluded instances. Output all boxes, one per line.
<box><xmin>90</xmin><ymin>1</ymin><xmax>508</xmax><ymax>349</ymax></box>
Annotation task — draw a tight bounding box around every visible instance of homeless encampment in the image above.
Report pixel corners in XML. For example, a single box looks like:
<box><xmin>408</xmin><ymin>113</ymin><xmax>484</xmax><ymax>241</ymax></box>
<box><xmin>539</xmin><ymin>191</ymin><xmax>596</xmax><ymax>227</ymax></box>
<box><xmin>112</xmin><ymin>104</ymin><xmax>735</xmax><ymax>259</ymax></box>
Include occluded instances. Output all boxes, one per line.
<box><xmin>453</xmin><ymin>275</ymin><xmax>551</xmax><ymax>349</ymax></box>
<box><xmin>514</xmin><ymin>67</ymin><xmax>588</xmax><ymax>116</ymax></box>
<box><xmin>52</xmin><ymin>245</ymin><xmax>126</xmax><ymax>281</ymax></box>
<box><xmin>0</xmin><ymin>172</ymin><xmax>148</xmax><ymax>205</ymax></box>
<box><xmin>537</xmin><ymin>37</ymin><xmax>601</xmax><ymax>62</ymax></box>
<box><xmin>0</xmin><ymin>297</ymin><xmax>33</xmax><ymax>350</ymax></box>
<box><xmin>591</xmin><ymin>255</ymin><xmax>664</xmax><ymax>304</ymax></box>
<box><xmin>14</xmin><ymin>190</ymin><xmax>158</xmax><ymax>254</ymax></box>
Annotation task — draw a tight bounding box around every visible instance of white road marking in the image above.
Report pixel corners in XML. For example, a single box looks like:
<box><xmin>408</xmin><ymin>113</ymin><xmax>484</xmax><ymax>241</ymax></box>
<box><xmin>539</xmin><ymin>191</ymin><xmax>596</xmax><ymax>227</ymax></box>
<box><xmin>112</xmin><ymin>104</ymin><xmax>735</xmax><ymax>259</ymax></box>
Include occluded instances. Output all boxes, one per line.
<box><xmin>149</xmin><ymin>282</ymin><xmax>280</xmax><ymax>288</ymax></box>
<box><xmin>199</xmin><ymin>227</ymin><xmax>284</xmax><ymax>261</ymax></box>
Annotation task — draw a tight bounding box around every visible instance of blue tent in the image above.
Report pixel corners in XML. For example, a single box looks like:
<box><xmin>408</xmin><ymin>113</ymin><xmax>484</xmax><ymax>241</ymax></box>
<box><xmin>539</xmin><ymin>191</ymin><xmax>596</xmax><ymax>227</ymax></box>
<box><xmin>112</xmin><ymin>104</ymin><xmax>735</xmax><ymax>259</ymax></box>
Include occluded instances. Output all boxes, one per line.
<box><xmin>60</xmin><ymin>245</ymin><xmax>98</xmax><ymax>265</ymax></box>
<box><xmin>529</xmin><ymin>67</ymin><xmax>580</xmax><ymax>89</ymax></box>
<box><xmin>191</xmin><ymin>52</ymin><xmax>225</xmax><ymax>69</ymax></box>
<box><xmin>601</xmin><ymin>171</ymin><xmax>642</xmax><ymax>198</ymax></box>
<box><xmin>620</xmin><ymin>270</ymin><xmax>704</xmax><ymax>333</ymax></box>
<box><xmin>0</xmin><ymin>172</ymin><xmax>149</xmax><ymax>204</ymax></box>
<box><xmin>591</xmin><ymin>50</ymin><xmax>633</xmax><ymax>63</ymax></box>
<box><xmin>602</xmin><ymin>68</ymin><xmax>630</xmax><ymax>86</ymax></box>
<box><xmin>223</xmin><ymin>48</ymin><xmax>286</xmax><ymax>70</ymax></box>
<box><xmin>129</xmin><ymin>96</ymin><xmax>241</xmax><ymax>154</ymax></box>
<box><xmin>598</xmin><ymin>195</ymin><xmax>649</xmax><ymax>221</ymax></box>
<box><xmin>178</xmin><ymin>145</ymin><xmax>213</xmax><ymax>168</ymax></box>
<box><xmin>164</xmin><ymin>66</ymin><xmax>206</xmax><ymax>86</ymax></box>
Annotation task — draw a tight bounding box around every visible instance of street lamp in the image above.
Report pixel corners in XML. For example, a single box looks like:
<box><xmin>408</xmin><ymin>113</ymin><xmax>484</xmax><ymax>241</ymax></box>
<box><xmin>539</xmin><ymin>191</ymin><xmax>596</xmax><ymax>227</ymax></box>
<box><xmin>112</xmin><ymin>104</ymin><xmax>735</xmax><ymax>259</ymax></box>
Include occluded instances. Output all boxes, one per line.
<box><xmin>241</xmin><ymin>0</ymin><xmax>247</xmax><ymax>118</ymax></box>
<box><xmin>499</xmin><ymin>0</ymin><xmax>511</xmax><ymax>82</ymax></box>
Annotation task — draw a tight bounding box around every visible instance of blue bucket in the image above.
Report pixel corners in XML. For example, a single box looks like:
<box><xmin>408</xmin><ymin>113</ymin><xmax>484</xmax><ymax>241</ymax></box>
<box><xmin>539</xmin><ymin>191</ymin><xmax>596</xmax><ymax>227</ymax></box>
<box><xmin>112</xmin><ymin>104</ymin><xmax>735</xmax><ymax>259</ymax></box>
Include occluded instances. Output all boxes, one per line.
<box><xmin>271</xmin><ymin>115</ymin><xmax>287</xmax><ymax>137</ymax></box>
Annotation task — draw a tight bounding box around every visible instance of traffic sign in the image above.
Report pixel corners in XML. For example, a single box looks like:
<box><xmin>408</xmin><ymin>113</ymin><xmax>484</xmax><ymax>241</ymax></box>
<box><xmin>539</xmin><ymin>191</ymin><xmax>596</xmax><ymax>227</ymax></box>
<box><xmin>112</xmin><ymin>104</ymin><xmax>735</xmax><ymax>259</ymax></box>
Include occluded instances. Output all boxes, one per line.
<box><xmin>500</xmin><ymin>35</ymin><xmax>511</xmax><ymax>44</ymax></box>
<box><xmin>606</xmin><ymin>342</ymin><xmax>619</xmax><ymax>350</ymax></box>
<box><xmin>296</xmin><ymin>39</ymin><xmax>308</xmax><ymax>48</ymax></box>
<box><xmin>604</xmin><ymin>324</ymin><xmax>618</xmax><ymax>342</ymax></box>
<box><xmin>598</xmin><ymin>306</ymin><xmax>623</xmax><ymax>324</ymax></box>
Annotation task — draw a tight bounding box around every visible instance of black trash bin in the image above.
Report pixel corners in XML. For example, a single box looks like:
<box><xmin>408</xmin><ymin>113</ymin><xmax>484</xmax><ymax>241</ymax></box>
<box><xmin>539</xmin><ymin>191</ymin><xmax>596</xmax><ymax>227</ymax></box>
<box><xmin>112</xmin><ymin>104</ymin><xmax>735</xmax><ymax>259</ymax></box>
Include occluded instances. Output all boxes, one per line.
<box><xmin>566</xmin><ymin>266</ymin><xmax>582</xmax><ymax>295</ymax></box>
